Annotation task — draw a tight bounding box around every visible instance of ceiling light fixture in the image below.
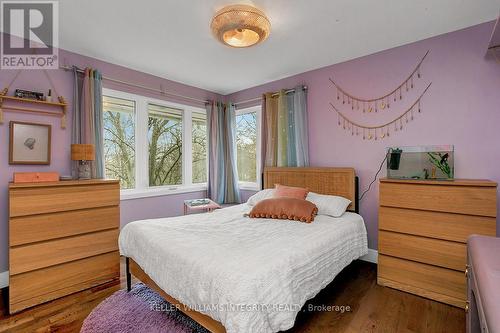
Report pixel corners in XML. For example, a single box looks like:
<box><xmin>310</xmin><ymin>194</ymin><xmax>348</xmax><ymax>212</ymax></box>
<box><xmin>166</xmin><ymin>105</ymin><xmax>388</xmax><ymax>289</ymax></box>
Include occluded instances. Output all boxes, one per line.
<box><xmin>210</xmin><ymin>4</ymin><xmax>271</xmax><ymax>48</ymax></box>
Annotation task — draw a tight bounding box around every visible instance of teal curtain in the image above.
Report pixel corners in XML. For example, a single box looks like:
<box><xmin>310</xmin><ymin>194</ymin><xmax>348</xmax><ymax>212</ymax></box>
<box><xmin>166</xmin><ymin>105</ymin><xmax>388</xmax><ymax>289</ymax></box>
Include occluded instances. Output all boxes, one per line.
<box><xmin>286</xmin><ymin>92</ymin><xmax>297</xmax><ymax>166</ymax></box>
<box><xmin>73</xmin><ymin>68</ymin><xmax>104</xmax><ymax>179</ymax></box>
<box><xmin>293</xmin><ymin>86</ymin><xmax>309</xmax><ymax>167</ymax></box>
<box><xmin>71</xmin><ymin>66</ymin><xmax>83</xmax><ymax>179</ymax></box>
<box><xmin>206</xmin><ymin>101</ymin><xmax>241</xmax><ymax>204</ymax></box>
<box><xmin>93</xmin><ymin>71</ymin><xmax>104</xmax><ymax>178</ymax></box>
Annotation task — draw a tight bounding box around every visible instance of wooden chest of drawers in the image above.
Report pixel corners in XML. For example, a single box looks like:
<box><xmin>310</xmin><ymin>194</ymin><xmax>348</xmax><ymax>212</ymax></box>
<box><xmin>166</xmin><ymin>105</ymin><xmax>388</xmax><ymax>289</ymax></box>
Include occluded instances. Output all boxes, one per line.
<box><xmin>9</xmin><ymin>180</ymin><xmax>120</xmax><ymax>313</ymax></box>
<box><xmin>377</xmin><ymin>178</ymin><xmax>497</xmax><ymax>309</ymax></box>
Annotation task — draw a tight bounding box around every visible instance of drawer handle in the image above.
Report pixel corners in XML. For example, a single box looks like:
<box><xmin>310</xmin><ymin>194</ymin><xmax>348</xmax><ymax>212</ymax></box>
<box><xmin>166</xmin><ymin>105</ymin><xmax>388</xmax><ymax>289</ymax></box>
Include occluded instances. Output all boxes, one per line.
<box><xmin>465</xmin><ymin>265</ymin><xmax>469</xmax><ymax>277</ymax></box>
<box><xmin>465</xmin><ymin>301</ymin><xmax>469</xmax><ymax>312</ymax></box>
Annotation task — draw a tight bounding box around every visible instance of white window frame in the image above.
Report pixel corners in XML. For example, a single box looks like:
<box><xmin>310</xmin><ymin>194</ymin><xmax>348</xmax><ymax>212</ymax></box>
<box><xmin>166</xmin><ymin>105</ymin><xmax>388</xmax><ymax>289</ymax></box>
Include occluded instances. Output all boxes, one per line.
<box><xmin>235</xmin><ymin>105</ymin><xmax>262</xmax><ymax>191</ymax></box>
<box><xmin>102</xmin><ymin>88</ymin><xmax>208</xmax><ymax>200</ymax></box>
<box><xmin>190</xmin><ymin>110</ymin><xmax>210</xmax><ymax>185</ymax></box>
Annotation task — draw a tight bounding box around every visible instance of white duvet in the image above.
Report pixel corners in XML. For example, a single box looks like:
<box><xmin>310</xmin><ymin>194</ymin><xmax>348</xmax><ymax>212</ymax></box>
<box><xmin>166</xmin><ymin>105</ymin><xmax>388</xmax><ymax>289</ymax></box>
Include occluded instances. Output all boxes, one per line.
<box><xmin>119</xmin><ymin>204</ymin><xmax>367</xmax><ymax>333</ymax></box>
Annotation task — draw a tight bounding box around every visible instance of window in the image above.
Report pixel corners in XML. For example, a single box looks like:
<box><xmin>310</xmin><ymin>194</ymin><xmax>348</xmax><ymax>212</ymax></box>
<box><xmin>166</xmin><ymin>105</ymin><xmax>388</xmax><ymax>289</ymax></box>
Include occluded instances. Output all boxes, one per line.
<box><xmin>192</xmin><ymin>112</ymin><xmax>207</xmax><ymax>183</ymax></box>
<box><xmin>103</xmin><ymin>89</ymin><xmax>207</xmax><ymax>198</ymax></box>
<box><xmin>103</xmin><ymin>96</ymin><xmax>136</xmax><ymax>189</ymax></box>
<box><xmin>235</xmin><ymin>106</ymin><xmax>261</xmax><ymax>188</ymax></box>
<box><xmin>236</xmin><ymin>112</ymin><xmax>257</xmax><ymax>182</ymax></box>
<box><xmin>148</xmin><ymin>104</ymin><xmax>183</xmax><ymax>186</ymax></box>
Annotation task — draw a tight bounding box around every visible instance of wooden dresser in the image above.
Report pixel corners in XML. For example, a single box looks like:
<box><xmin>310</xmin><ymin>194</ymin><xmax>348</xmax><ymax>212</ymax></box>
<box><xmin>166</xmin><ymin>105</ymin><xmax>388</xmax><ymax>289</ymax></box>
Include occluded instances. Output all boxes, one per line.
<box><xmin>9</xmin><ymin>179</ymin><xmax>120</xmax><ymax>313</ymax></box>
<box><xmin>377</xmin><ymin>178</ymin><xmax>497</xmax><ymax>309</ymax></box>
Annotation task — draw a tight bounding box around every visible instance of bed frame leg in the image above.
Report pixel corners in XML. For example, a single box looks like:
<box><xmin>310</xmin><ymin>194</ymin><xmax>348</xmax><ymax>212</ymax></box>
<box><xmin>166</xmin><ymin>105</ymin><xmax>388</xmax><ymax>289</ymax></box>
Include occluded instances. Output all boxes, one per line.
<box><xmin>126</xmin><ymin>257</ymin><xmax>131</xmax><ymax>292</ymax></box>
<box><xmin>354</xmin><ymin>176</ymin><xmax>360</xmax><ymax>214</ymax></box>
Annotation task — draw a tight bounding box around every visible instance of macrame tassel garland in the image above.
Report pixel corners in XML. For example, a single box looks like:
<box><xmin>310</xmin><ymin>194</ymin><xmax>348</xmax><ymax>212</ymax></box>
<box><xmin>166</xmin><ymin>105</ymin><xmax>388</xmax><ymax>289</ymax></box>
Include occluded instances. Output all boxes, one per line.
<box><xmin>330</xmin><ymin>50</ymin><xmax>429</xmax><ymax>113</ymax></box>
<box><xmin>330</xmin><ymin>82</ymin><xmax>432</xmax><ymax>141</ymax></box>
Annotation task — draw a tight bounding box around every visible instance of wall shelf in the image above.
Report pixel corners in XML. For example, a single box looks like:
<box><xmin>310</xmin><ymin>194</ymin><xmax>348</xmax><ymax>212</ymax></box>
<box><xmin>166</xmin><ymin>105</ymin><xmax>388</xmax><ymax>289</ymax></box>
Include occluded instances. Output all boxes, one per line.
<box><xmin>0</xmin><ymin>89</ymin><xmax>68</xmax><ymax>129</ymax></box>
<box><xmin>1</xmin><ymin>95</ymin><xmax>67</xmax><ymax>107</ymax></box>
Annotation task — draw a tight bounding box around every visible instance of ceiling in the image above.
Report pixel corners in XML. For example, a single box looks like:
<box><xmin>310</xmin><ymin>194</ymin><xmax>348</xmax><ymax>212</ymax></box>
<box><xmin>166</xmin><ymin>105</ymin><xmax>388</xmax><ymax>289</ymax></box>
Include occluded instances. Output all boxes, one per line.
<box><xmin>60</xmin><ymin>0</ymin><xmax>500</xmax><ymax>95</ymax></box>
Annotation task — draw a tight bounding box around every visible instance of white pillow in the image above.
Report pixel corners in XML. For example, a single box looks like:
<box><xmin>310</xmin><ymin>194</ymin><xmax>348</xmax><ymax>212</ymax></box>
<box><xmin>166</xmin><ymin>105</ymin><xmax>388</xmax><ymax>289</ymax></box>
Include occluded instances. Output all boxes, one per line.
<box><xmin>247</xmin><ymin>188</ymin><xmax>276</xmax><ymax>206</ymax></box>
<box><xmin>306</xmin><ymin>192</ymin><xmax>351</xmax><ymax>217</ymax></box>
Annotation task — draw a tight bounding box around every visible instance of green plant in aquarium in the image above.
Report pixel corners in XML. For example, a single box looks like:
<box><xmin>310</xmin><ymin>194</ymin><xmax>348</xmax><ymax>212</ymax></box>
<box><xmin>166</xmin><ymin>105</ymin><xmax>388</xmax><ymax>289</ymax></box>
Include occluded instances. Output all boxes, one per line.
<box><xmin>427</xmin><ymin>152</ymin><xmax>452</xmax><ymax>178</ymax></box>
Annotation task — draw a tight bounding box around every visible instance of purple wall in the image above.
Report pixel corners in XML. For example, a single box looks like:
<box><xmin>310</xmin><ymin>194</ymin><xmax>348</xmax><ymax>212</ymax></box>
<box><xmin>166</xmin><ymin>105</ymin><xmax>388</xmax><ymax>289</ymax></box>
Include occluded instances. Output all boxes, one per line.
<box><xmin>228</xmin><ymin>21</ymin><xmax>500</xmax><ymax>250</ymax></box>
<box><xmin>0</xmin><ymin>48</ymin><xmax>220</xmax><ymax>273</ymax></box>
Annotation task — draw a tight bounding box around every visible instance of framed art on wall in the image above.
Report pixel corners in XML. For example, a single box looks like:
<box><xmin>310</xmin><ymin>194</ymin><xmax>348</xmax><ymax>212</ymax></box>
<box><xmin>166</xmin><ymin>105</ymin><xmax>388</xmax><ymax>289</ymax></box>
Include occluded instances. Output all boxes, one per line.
<box><xmin>9</xmin><ymin>121</ymin><xmax>51</xmax><ymax>165</ymax></box>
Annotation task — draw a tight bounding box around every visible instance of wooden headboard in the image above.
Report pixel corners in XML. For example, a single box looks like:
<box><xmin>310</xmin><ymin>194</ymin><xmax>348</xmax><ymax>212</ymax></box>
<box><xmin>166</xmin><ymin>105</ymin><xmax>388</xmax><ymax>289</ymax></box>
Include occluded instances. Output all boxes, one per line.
<box><xmin>263</xmin><ymin>167</ymin><xmax>359</xmax><ymax>213</ymax></box>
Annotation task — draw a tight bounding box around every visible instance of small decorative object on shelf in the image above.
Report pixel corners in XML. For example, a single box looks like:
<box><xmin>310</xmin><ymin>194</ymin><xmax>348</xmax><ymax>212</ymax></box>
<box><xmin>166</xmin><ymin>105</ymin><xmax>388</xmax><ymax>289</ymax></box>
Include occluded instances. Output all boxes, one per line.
<box><xmin>71</xmin><ymin>144</ymin><xmax>95</xmax><ymax>180</ymax></box>
<box><xmin>386</xmin><ymin>145</ymin><xmax>454</xmax><ymax>180</ymax></box>
<box><xmin>46</xmin><ymin>89</ymin><xmax>52</xmax><ymax>102</ymax></box>
<box><xmin>14</xmin><ymin>89</ymin><xmax>44</xmax><ymax>101</ymax></box>
<box><xmin>184</xmin><ymin>198</ymin><xmax>221</xmax><ymax>215</ymax></box>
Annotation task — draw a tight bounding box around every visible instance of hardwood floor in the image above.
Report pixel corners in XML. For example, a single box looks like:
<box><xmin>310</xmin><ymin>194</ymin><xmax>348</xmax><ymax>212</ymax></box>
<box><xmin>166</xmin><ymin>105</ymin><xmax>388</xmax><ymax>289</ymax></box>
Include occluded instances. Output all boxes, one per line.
<box><xmin>0</xmin><ymin>259</ymin><xmax>465</xmax><ymax>333</ymax></box>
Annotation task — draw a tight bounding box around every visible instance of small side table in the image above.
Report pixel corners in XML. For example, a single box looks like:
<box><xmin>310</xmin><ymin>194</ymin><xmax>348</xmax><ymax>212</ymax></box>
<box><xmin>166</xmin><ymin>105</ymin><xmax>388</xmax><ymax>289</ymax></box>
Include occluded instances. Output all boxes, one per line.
<box><xmin>184</xmin><ymin>198</ymin><xmax>221</xmax><ymax>215</ymax></box>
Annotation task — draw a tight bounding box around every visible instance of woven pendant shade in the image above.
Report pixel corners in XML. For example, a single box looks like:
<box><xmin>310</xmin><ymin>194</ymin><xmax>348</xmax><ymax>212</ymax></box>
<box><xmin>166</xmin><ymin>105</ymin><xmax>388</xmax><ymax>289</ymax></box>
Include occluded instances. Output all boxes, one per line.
<box><xmin>211</xmin><ymin>4</ymin><xmax>271</xmax><ymax>48</ymax></box>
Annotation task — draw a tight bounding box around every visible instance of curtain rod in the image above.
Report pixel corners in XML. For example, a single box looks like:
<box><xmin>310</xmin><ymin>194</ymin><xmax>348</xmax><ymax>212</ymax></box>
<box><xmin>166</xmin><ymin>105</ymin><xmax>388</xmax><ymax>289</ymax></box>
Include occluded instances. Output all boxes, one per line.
<box><xmin>234</xmin><ymin>86</ymin><xmax>308</xmax><ymax>106</ymax></box>
<box><xmin>60</xmin><ymin>65</ymin><xmax>210</xmax><ymax>105</ymax></box>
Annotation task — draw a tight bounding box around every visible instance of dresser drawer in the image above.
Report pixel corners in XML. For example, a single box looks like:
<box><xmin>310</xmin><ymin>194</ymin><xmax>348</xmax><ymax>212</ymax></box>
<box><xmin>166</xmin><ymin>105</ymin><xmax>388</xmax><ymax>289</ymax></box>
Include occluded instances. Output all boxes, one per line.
<box><xmin>380</xmin><ymin>182</ymin><xmax>497</xmax><ymax>217</ymax></box>
<box><xmin>9</xmin><ymin>182</ymin><xmax>119</xmax><ymax>217</ymax></box>
<box><xmin>10</xmin><ymin>229</ymin><xmax>119</xmax><ymax>274</ymax></box>
<box><xmin>379</xmin><ymin>206</ymin><xmax>496</xmax><ymax>243</ymax></box>
<box><xmin>378</xmin><ymin>255</ymin><xmax>466</xmax><ymax>305</ymax></box>
<box><xmin>379</xmin><ymin>231</ymin><xmax>466</xmax><ymax>271</ymax></box>
<box><xmin>9</xmin><ymin>251</ymin><xmax>119</xmax><ymax>313</ymax></box>
<box><xmin>10</xmin><ymin>206</ymin><xmax>119</xmax><ymax>246</ymax></box>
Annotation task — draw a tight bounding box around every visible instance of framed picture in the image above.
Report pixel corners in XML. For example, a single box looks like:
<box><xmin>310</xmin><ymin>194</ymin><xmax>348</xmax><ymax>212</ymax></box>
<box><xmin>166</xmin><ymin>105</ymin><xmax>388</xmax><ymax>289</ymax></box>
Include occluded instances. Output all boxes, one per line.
<box><xmin>9</xmin><ymin>121</ymin><xmax>51</xmax><ymax>165</ymax></box>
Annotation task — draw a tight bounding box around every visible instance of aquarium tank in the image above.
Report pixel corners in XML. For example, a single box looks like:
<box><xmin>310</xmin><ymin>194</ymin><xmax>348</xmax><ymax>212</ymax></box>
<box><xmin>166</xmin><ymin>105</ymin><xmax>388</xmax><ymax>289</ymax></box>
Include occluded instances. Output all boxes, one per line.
<box><xmin>386</xmin><ymin>145</ymin><xmax>454</xmax><ymax>180</ymax></box>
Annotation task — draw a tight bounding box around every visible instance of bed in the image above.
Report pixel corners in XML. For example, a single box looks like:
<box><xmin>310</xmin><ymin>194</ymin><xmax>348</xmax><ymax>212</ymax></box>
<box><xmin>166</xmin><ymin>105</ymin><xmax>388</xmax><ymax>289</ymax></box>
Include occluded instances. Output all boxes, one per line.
<box><xmin>119</xmin><ymin>167</ymin><xmax>368</xmax><ymax>333</ymax></box>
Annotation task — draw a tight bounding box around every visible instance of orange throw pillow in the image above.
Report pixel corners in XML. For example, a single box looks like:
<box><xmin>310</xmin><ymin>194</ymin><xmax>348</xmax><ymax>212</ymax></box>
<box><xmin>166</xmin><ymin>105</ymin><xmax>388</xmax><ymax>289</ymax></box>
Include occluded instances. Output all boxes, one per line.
<box><xmin>274</xmin><ymin>184</ymin><xmax>309</xmax><ymax>200</ymax></box>
<box><xmin>248</xmin><ymin>198</ymin><xmax>318</xmax><ymax>223</ymax></box>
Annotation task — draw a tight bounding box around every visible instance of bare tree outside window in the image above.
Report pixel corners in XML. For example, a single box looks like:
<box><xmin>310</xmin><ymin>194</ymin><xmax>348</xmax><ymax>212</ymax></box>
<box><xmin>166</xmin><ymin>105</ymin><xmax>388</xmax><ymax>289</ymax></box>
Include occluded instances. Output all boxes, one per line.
<box><xmin>103</xmin><ymin>96</ymin><xmax>135</xmax><ymax>189</ymax></box>
<box><xmin>103</xmin><ymin>93</ymin><xmax>208</xmax><ymax>190</ymax></box>
<box><xmin>148</xmin><ymin>104</ymin><xmax>183</xmax><ymax>186</ymax></box>
<box><xmin>236</xmin><ymin>112</ymin><xmax>257</xmax><ymax>183</ymax></box>
<box><xmin>192</xmin><ymin>112</ymin><xmax>207</xmax><ymax>183</ymax></box>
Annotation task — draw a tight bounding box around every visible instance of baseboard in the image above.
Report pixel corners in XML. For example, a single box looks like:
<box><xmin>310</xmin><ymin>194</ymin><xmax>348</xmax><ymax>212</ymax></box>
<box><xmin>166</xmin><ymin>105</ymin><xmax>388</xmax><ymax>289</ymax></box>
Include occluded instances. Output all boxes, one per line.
<box><xmin>359</xmin><ymin>249</ymin><xmax>378</xmax><ymax>264</ymax></box>
<box><xmin>0</xmin><ymin>271</ymin><xmax>9</xmax><ymax>288</ymax></box>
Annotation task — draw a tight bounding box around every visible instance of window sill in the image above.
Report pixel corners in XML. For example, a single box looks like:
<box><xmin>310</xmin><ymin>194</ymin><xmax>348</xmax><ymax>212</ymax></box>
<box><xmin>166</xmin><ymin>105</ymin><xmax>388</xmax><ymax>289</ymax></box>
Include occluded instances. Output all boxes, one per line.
<box><xmin>239</xmin><ymin>182</ymin><xmax>261</xmax><ymax>191</ymax></box>
<box><xmin>120</xmin><ymin>185</ymin><xmax>207</xmax><ymax>201</ymax></box>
